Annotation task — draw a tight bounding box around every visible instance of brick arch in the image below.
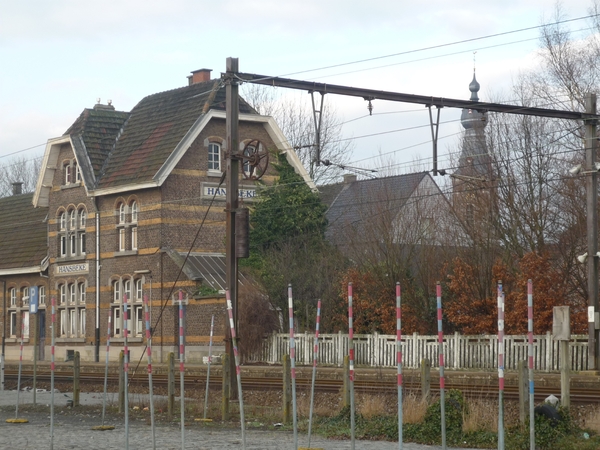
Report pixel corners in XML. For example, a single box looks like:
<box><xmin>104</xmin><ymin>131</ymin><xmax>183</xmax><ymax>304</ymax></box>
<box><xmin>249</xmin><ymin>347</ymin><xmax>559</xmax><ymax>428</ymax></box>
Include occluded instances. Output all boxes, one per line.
<box><xmin>204</xmin><ymin>136</ymin><xmax>226</xmax><ymax>147</ymax></box>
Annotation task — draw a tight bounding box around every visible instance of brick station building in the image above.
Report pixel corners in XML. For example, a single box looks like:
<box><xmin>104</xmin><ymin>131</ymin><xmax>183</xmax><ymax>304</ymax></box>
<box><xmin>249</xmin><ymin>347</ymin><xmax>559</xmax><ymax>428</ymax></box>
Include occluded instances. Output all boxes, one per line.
<box><xmin>0</xmin><ymin>69</ymin><xmax>312</xmax><ymax>364</ymax></box>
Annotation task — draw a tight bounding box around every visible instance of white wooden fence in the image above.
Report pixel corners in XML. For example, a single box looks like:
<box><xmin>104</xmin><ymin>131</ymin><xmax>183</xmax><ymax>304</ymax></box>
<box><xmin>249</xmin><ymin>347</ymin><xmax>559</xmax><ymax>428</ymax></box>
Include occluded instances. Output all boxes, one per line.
<box><xmin>249</xmin><ymin>332</ymin><xmax>590</xmax><ymax>372</ymax></box>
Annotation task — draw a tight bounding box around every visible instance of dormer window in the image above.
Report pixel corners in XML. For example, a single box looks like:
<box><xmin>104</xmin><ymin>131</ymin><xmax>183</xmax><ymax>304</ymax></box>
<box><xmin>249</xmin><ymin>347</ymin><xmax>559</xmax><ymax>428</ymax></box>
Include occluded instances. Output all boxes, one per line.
<box><xmin>65</xmin><ymin>163</ymin><xmax>72</xmax><ymax>184</ymax></box>
<box><xmin>62</xmin><ymin>159</ymin><xmax>81</xmax><ymax>186</ymax></box>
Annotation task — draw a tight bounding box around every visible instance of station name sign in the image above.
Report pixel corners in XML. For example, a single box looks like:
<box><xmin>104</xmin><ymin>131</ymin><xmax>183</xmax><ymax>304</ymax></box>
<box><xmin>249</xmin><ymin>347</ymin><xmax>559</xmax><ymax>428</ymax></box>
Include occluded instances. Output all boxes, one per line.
<box><xmin>202</xmin><ymin>184</ymin><xmax>257</xmax><ymax>201</ymax></box>
<box><xmin>56</xmin><ymin>262</ymin><xmax>89</xmax><ymax>275</ymax></box>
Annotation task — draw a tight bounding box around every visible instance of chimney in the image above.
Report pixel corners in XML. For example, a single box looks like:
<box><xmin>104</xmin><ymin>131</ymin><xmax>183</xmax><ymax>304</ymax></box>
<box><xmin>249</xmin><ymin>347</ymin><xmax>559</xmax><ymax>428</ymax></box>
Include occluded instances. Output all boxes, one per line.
<box><xmin>12</xmin><ymin>182</ymin><xmax>23</xmax><ymax>196</ymax></box>
<box><xmin>188</xmin><ymin>69</ymin><xmax>212</xmax><ymax>85</ymax></box>
<box><xmin>343</xmin><ymin>174</ymin><xmax>357</xmax><ymax>184</ymax></box>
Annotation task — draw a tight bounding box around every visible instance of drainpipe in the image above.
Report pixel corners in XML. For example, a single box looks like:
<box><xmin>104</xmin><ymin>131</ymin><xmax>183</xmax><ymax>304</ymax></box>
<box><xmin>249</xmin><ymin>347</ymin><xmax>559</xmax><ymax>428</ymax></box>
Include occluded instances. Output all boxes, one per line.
<box><xmin>93</xmin><ymin>197</ymin><xmax>101</xmax><ymax>363</ymax></box>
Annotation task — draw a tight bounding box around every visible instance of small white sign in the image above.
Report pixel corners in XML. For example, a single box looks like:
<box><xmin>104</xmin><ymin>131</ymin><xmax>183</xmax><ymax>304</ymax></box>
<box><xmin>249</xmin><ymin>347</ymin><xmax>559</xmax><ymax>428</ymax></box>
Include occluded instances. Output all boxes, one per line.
<box><xmin>589</xmin><ymin>306</ymin><xmax>595</xmax><ymax>322</ymax></box>
<box><xmin>56</xmin><ymin>262</ymin><xmax>89</xmax><ymax>275</ymax></box>
<box><xmin>202</xmin><ymin>184</ymin><xmax>257</xmax><ymax>201</ymax></box>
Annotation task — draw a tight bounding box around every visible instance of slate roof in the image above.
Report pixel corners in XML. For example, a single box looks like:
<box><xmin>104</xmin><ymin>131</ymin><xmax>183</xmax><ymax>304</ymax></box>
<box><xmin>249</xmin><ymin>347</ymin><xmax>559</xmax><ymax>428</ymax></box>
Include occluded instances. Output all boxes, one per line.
<box><xmin>64</xmin><ymin>106</ymin><xmax>130</xmax><ymax>179</ymax></box>
<box><xmin>0</xmin><ymin>193</ymin><xmax>48</xmax><ymax>271</ymax></box>
<box><xmin>93</xmin><ymin>79</ymin><xmax>256</xmax><ymax>189</ymax></box>
<box><xmin>165</xmin><ymin>250</ymin><xmax>249</xmax><ymax>291</ymax></box>
<box><xmin>324</xmin><ymin>172</ymin><xmax>428</xmax><ymax>240</ymax></box>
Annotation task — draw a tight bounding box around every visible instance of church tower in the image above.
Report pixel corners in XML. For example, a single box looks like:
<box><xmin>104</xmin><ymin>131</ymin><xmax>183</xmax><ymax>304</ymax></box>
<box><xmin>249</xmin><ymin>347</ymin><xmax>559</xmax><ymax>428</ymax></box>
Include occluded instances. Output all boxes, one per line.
<box><xmin>452</xmin><ymin>71</ymin><xmax>495</xmax><ymax>230</ymax></box>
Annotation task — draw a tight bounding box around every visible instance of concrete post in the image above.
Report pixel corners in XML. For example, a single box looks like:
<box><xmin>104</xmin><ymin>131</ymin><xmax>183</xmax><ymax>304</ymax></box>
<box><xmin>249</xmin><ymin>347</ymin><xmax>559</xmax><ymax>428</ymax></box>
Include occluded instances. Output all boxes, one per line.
<box><xmin>560</xmin><ymin>340</ymin><xmax>570</xmax><ymax>408</ymax></box>
<box><xmin>282</xmin><ymin>354</ymin><xmax>291</xmax><ymax>424</ymax></box>
<box><xmin>118</xmin><ymin>350</ymin><xmax>125</xmax><ymax>413</ymax></box>
<box><xmin>167</xmin><ymin>352</ymin><xmax>175</xmax><ymax>420</ymax></box>
<box><xmin>221</xmin><ymin>353</ymin><xmax>230</xmax><ymax>420</ymax></box>
<box><xmin>342</xmin><ymin>355</ymin><xmax>350</xmax><ymax>408</ymax></box>
<box><xmin>518</xmin><ymin>359</ymin><xmax>529</xmax><ymax>424</ymax></box>
<box><xmin>421</xmin><ymin>358</ymin><xmax>431</xmax><ymax>403</ymax></box>
<box><xmin>73</xmin><ymin>351</ymin><xmax>80</xmax><ymax>407</ymax></box>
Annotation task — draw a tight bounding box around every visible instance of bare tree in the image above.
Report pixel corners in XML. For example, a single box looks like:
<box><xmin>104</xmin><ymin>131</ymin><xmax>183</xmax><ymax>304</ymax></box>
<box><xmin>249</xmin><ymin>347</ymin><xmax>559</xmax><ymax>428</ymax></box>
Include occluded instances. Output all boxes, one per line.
<box><xmin>0</xmin><ymin>155</ymin><xmax>41</xmax><ymax>197</ymax></box>
<box><xmin>242</xmin><ymin>84</ymin><xmax>354</xmax><ymax>185</ymax></box>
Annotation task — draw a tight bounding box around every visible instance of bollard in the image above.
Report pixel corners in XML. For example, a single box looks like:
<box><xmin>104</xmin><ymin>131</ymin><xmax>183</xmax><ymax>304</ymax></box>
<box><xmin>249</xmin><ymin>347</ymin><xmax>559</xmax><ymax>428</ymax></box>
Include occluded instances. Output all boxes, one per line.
<box><xmin>518</xmin><ymin>359</ymin><xmax>529</xmax><ymax>425</ymax></box>
<box><xmin>118</xmin><ymin>350</ymin><xmax>125</xmax><ymax>413</ymax></box>
<box><xmin>167</xmin><ymin>352</ymin><xmax>175</xmax><ymax>421</ymax></box>
<box><xmin>342</xmin><ymin>355</ymin><xmax>350</xmax><ymax>408</ymax></box>
<box><xmin>221</xmin><ymin>353</ymin><xmax>230</xmax><ymax>421</ymax></box>
<box><xmin>73</xmin><ymin>351</ymin><xmax>80</xmax><ymax>407</ymax></box>
<box><xmin>282</xmin><ymin>354</ymin><xmax>291</xmax><ymax>424</ymax></box>
<box><xmin>421</xmin><ymin>358</ymin><xmax>431</xmax><ymax>403</ymax></box>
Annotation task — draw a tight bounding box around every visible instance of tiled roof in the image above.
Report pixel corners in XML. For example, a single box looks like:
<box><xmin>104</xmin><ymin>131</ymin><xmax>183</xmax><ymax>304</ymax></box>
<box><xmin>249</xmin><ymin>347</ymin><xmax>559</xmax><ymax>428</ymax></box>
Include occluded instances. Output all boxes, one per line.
<box><xmin>324</xmin><ymin>172</ymin><xmax>428</xmax><ymax>240</ymax></box>
<box><xmin>96</xmin><ymin>79</ymin><xmax>256</xmax><ymax>189</ymax></box>
<box><xmin>0</xmin><ymin>194</ymin><xmax>48</xmax><ymax>271</ymax></box>
<box><xmin>64</xmin><ymin>107</ymin><xmax>130</xmax><ymax>179</ymax></box>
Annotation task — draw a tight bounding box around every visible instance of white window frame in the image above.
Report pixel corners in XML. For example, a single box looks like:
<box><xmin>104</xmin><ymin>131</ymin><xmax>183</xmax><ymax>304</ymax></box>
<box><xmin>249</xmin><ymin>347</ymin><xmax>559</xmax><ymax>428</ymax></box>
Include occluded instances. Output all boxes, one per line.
<box><xmin>69</xmin><ymin>209</ymin><xmax>76</xmax><ymax>230</ymax></box>
<box><xmin>113</xmin><ymin>280</ymin><xmax>121</xmax><ymax>303</ymax></box>
<box><xmin>21</xmin><ymin>287</ymin><xmax>29</xmax><ymax>307</ymax></box>
<box><xmin>69</xmin><ymin>233</ymin><xmax>77</xmax><ymax>256</ymax></box>
<box><xmin>22</xmin><ymin>311</ymin><xmax>29</xmax><ymax>338</ymax></box>
<box><xmin>69</xmin><ymin>283</ymin><xmax>76</xmax><ymax>304</ymax></box>
<box><xmin>9</xmin><ymin>311</ymin><xmax>17</xmax><ymax>337</ymax></box>
<box><xmin>69</xmin><ymin>309</ymin><xmax>77</xmax><ymax>336</ymax></box>
<box><xmin>119</xmin><ymin>203</ymin><xmax>126</xmax><ymax>224</ymax></box>
<box><xmin>10</xmin><ymin>287</ymin><xmax>16</xmax><ymax>307</ymax></box>
<box><xmin>64</xmin><ymin>163</ymin><xmax>71</xmax><ymax>184</ymax></box>
<box><xmin>79</xmin><ymin>209</ymin><xmax>86</xmax><ymax>228</ymax></box>
<box><xmin>79</xmin><ymin>308</ymin><xmax>86</xmax><ymax>337</ymax></box>
<box><xmin>119</xmin><ymin>228</ymin><xmax>126</xmax><ymax>252</ymax></box>
<box><xmin>79</xmin><ymin>283</ymin><xmax>86</xmax><ymax>304</ymax></box>
<box><xmin>39</xmin><ymin>286</ymin><xmax>46</xmax><ymax>306</ymax></box>
<box><xmin>135</xmin><ymin>278</ymin><xmax>143</xmax><ymax>302</ymax></box>
<box><xmin>113</xmin><ymin>307</ymin><xmax>122</xmax><ymax>337</ymax></box>
<box><xmin>123</xmin><ymin>279</ymin><xmax>131</xmax><ymax>303</ymax></box>
<box><xmin>60</xmin><ymin>212</ymin><xmax>66</xmax><ymax>230</ymax></box>
<box><xmin>131</xmin><ymin>201</ymin><xmax>138</xmax><ymax>223</ymax></box>
<box><xmin>60</xmin><ymin>284</ymin><xmax>66</xmax><ymax>304</ymax></box>
<box><xmin>208</xmin><ymin>143</ymin><xmax>221</xmax><ymax>171</ymax></box>
<box><xmin>80</xmin><ymin>231</ymin><xmax>86</xmax><ymax>255</ymax></box>
<box><xmin>134</xmin><ymin>305</ymin><xmax>143</xmax><ymax>337</ymax></box>
<box><xmin>131</xmin><ymin>226</ymin><xmax>138</xmax><ymax>250</ymax></box>
<box><xmin>60</xmin><ymin>309</ymin><xmax>68</xmax><ymax>336</ymax></box>
<box><xmin>74</xmin><ymin>163</ymin><xmax>81</xmax><ymax>182</ymax></box>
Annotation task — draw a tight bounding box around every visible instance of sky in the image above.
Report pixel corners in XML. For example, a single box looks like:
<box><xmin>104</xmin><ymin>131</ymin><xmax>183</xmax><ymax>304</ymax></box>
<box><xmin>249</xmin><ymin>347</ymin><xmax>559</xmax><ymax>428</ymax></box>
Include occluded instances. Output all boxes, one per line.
<box><xmin>0</xmin><ymin>0</ymin><xmax>596</xmax><ymax>182</ymax></box>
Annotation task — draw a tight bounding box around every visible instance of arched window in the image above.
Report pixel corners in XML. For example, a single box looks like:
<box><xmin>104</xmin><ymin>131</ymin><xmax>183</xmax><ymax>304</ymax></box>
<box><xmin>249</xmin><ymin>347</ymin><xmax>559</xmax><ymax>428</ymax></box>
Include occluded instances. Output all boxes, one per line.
<box><xmin>119</xmin><ymin>203</ymin><xmax>126</xmax><ymax>224</ymax></box>
<box><xmin>64</xmin><ymin>163</ymin><xmax>72</xmax><ymax>184</ymax></box>
<box><xmin>79</xmin><ymin>209</ymin><xmax>86</xmax><ymax>228</ymax></box>
<box><xmin>113</xmin><ymin>280</ymin><xmax>121</xmax><ymax>303</ymax></box>
<box><xmin>79</xmin><ymin>283</ymin><xmax>86</xmax><ymax>303</ymax></box>
<box><xmin>9</xmin><ymin>287</ymin><xmax>16</xmax><ymax>307</ymax></box>
<box><xmin>208</xmin><ymin>143</ymin><xmax>221</xmax><ymax>171</ymax></box>
<box><xmin>21</xmin><ymin>287</ymin><xmax>30</xmax><ymax>307</ymax></box>
<box><xmin>59</xmin><ymin>284</ymin><xmax>66</xmax><ymax>304</ymax></box>
<box><xmin>131</xmin><ymin>201</ymin><xmax>138</xmax><ymax>223</ymax></box>
<box><xmin>123</xmin><ymin>278</ymin><xmax>132</xmax><ymax>302</ymax></box>
<box><xmin>39</xmin><ymin>286</ymin><xmax>46</xmax><ymax>306</ymax></box>
<box><xmin>60</xmin><ymin>212</ymin><xmax>66</xmax><ymax>230</ymax></box>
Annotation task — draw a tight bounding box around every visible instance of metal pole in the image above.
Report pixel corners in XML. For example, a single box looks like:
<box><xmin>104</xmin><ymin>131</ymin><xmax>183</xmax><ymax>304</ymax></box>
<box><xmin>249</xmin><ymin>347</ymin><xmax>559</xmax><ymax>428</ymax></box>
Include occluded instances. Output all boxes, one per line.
<box><xmin>307</xmin><ymin>300</ymin><xmax>321</xmax><ymax>448</ymax></box>
<box><xmin>50</xmin><ymin>297</ymin><xmax>56</xmax><ymax>450</ymax></box>
<box><xmin>225</xmin><ymin>56</ymin><xmax>240</xmax><ymax>400</ymax></box>
<box><xmin>288</xmin><ymin>285</ymin><xmax>298</xmax><ymax>450</ymax></box>
<box><xmin>436</xmin><ymin>282</ymin><xmax>446</xmax><ymax>450</ymax></box>
<box><xmin>226</xmin><ymin>290</ymin><xmax>246</xmax><ymax>450</ymax></box>
<box><xmin>348</xmin><ymin>283</ymin><xmax>355</xmax><ymax>450</ymax></box>
<box><xmin>527</xmin><ymin>280</ymin><xmax>535</xmax><ymax>450</ymax></box>
<box><xmin>101</xmin><ymin>313</ymin><xmax>111</xmax><ymax>426</ymax></box>
<box><xmin>33</xmin><ymin>310</ymin><xmax>37</xmax><ymax>406</ymax></box>
<box><xmin>396</xmin><ymin>282</ymin><xmax>403</xmax><ymax>450</ymax></box>
<box><xmin>143</xmin><ymin>293</ymin><xmax>156</xmax><ymax>449</ymax></box>
<box><xmin>123</xmin><ymin>294</ymin><xmax>130</xmax><ymax>450</ymax></box>
<box><xmin>1</xmin><ymin>279</ymin><xmax>5</xmax><ymax>392</ymax></box>
<box><xmin>497</xmin><ymin>282</ymin><xmax>505</xmax><ymax>450</ymax></box>
<box><xmin>203</xmin><ymin>315</ymin><xmax>214</xmax><ymax>420</ymax></box>
<box><xmin>15</xmin><ymin>319</ymin><xmax>24</xmax><ymax>419</ymax></box>
<box><xmin>178</xmin><ymin>289</ymin><xmax>185</xmax><ymax>450</ymax></box>
<box><xmin>585</xmin><ymin>94</ymin><xmax>599</xmax><ymax>370</ymax></box>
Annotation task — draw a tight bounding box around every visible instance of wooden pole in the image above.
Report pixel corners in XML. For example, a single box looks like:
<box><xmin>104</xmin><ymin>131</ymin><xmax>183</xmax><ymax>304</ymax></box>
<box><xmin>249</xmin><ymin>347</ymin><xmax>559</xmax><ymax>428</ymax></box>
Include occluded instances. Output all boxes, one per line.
<box><xmin>73</xmin><ymin>351</ymin><xmax>80</xmax><ymax>407</ymax></box>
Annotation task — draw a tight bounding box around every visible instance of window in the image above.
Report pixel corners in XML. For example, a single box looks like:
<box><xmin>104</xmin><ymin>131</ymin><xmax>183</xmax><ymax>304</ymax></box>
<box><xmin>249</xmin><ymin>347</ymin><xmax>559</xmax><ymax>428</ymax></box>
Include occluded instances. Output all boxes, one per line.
<box><xmin>113</xmin><ymin>280</ymin><xmax>121</xmax><ymax>303</ymax></box>
<box><xmin>59</xmin><ymin>284</ymin><xmax>66</xmax><ymax>304</ymax></box>
<box><xmin>39</xmin><ymin>286</ymin><xmax>46</xmax><ymax>306</ymax></box>
<box><xmin>208</xmin><ymin>143</ymin><xmax>221</xmax><ymax>171</ymax></box>
<box><xmin>242</xmin><ymin>145</ymin><xmax>254</xmax><ymax>177</ymax></box>
<box><xmin>58</xmin><ymin>207</ymin><xmax>86</xmax><ymax>258</ymax></box>
<box><xmin>135</xmin><ymin>279</ymin><xmax>143</xmax><ymax>302</ymax></box>
<box><xmin>9</xmin><ymin>312</ymin><xmax>17</xmax><ymax>337</ymax></box>
<box><xmin>113</xmin><ymin>307</ymin><xmax>121</xmax><ymax>337</ymax></box>
<box><xmin>21</xmin><ymin>287</ymin><xmax>29</xmax><ymax>307</ymax></box>
<box><xmin>119</xmin><ymin>203</ymin><xmax>126</xmax><ymax>224</ymax></box>
<box><xmin>119</xmin><ymin>228</ymin><xmax>126</xmax><ymax>251</ymax></box>
<box><xmin>57</xmin><ymin>282</ymin><xmax>86</xmax><ymax>337</ymax></box>
<box><xmin>74</xmin><ymin>163</ymin><xmax>81</xmax><ymax>182</ymax></box>
<box><xmin>131</xmin><ymin>226</ymin><xmax>138</xmax><ymax>250</ymax></box>
<box><xmin>131</xmin><ymin>201</ymin><xmax>138</xmax><ymax>223</ymax></box>
<box><xmin>79</xmin><ymin>283</ymin><xmax>86</xmax><ymax>304</ymax></box>
<box><xmin>64</xmin><ymin>163</ymin><xmax>72</xmax><ymax>184</ymax></box>
<box><xmin>134</xmin><ymin>306</ymin><xmax>143</xmax><ymax>337</ymax></box>
<box><xmin>69</xmin><ymin>309</ymin><xmax>77</xmax><ymax>336</ymax></box>
<box><xmin>123</xmin><ymin>279</ymin><xmax>131</xmax><ymax>303</ymax></box>
<box><xmin>60</xmin><ymin>309</ymin><xmax>68</xmax><ymax>336</ymax></box>
<box><xmin>10</xmin><ymin>288</ymin><xmax>16</xmax><ymax>307</ymax></box>
<box><xmin>79</xmin><ymin>309</ymin><xmax>86</xmax><ymax>336</ymax></box>
<box><xmin>68</xmin><ymin>283</ymin><xmax>76</xmax><ymax>304</ymax></box>
<box><xmin>22</xmin><ymin>312</ymin><xmax>29</xmax><ymax>338</ymax></box>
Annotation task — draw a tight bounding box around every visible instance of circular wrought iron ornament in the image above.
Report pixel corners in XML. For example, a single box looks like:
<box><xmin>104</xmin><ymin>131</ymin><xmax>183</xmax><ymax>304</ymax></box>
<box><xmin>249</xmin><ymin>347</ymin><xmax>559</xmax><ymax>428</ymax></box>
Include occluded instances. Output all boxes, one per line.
<box><xmin>240</xmin><ymin>139</ymin><xmax>269</xmax><ymax>180</ymax></box>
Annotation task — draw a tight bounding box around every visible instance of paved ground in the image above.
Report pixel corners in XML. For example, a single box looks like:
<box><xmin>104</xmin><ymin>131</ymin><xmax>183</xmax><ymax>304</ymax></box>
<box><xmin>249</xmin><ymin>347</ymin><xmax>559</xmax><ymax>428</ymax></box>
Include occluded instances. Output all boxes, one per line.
<box><xmin>0</xmin><ymin>390</ymin><xmax>484</xmax><ymax>450</ymax></box>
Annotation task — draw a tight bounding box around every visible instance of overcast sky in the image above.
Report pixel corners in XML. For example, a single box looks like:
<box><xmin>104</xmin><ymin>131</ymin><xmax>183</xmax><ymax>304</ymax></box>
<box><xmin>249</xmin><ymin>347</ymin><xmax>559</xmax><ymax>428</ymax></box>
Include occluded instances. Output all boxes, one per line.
<box><xmin>0</xmin><ymin>0</ymin><xmax>595</xmax><ymax>180</ymax></box>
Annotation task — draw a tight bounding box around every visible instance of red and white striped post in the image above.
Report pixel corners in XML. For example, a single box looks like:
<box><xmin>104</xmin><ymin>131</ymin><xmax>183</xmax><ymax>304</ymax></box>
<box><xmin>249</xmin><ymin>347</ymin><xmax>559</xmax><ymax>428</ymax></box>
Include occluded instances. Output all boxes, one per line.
<box><xmin>288</xmin><ymin>285</ymin><xmax>298</xmax><ymax>450</ymax></box>
<box><xmin>497</xmin><ymin>281</ymin><xmax>505</xmax><ymax>450</ymax></box>
<box><xmin>144</xmin><ymin>294</ymin><xmax>156</xmax><ymax>449</ymax></box>
<box><xmin>348</xmin><ymin>283</ymin><xmax>356</xmax><ymax>450</ymax></box>
<box><xmin>50</xmin><ymin>297</ymin><xmax>56</xmax><ymax>450</ymax></box>
<box><xmin>101</xmin><ymin>314</ymin><xmax>112</xmax><ymax>426</ymax></box>
<box><xmin>436</xmin><ymin>282</ymin><xmax>446</xmax><ymax>450</ymax></box>
<box><xmin>527</xmin><ymin>280</ymin><xmax>535</xmax><ymax>450</ymax></box>
<box><xmin>123</xmin><ymin>293</ymin><xmax>130</xmax><ymax>450</ymax></box>
<box><xmin>396</xmin><ymin>282</ymin><xmax>403</xmax><ymax>450</ymax></box>
<box><xmin>203</xmin><ymin>314</ymin><xmax>215</xmax><ymax>420</ymax></box>
<box><xmin>226</xmin><ymin>289</ymin><xmax>246</xmax><ymax>449</ymax></box>
<box><xmin>307</xmin><ymin>300</ymin><xmax>321</xmax><ymax>448</ymax></box>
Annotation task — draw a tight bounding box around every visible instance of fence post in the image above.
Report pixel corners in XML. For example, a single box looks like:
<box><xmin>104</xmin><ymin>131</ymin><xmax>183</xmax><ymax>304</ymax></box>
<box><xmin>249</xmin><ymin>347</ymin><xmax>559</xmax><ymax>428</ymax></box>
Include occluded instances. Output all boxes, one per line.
<box><xmin>73</xmin><ymin>351</ymin><xmax>80</xmax><ymax>407</ymax></box>
<box><xmin>518</xmin><ymin>359</ymin><xmax>528</xmax><ymax>424</ymax></box>
<box><xmin>546</xmin><ymin>331</ymin><xmax>552</xmax><ymax>372</ymax></box>
<box><xmin>167</xmin><ymin>352</ymin><xmax>175</xmax><ymax>420</ymax></box>
<box><xmin>560</xmin><ymin>340</ymin><xmax>570</xmax><ymax>408</ymax></box>
<box><xmin>421</xmin><ymin>358</ymin><xmax>431</xmax><ymax>403</ymax></box>
<box><xmin>454</xmin><ymin>332</ymin><xmax>460</xmax><ymax>369</ymax></box>
<box><xmin>413</xmin><ymin>333</ymin><xmax>418</xmax><ymax>369</ymax></box>
<box><xmin>282</xmin><ymin>354</ymin><xmax>291</xmax><ymax>424</ymax></box>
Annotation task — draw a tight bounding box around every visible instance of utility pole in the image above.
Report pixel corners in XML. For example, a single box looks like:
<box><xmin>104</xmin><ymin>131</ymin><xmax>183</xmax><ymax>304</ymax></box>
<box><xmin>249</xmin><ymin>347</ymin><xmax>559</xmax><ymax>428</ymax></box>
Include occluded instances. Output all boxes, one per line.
<box><xmin>585</xmin><ymin>94</ymin><xmax>599</xmax><ymax>371</ymax></box>
<box><xmin>225</xmin><ymin>57</ymin><xmax>240</xmax><ymax>398</ymax></box>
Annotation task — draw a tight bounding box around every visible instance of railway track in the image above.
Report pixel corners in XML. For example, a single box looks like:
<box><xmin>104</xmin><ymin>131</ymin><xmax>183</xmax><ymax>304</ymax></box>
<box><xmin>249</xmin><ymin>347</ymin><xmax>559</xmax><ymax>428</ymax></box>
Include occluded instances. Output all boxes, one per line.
<box><xmin>5</xmin><ymin>370</ymin><xmax>600</xmax><ymax>404</ymax></box>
